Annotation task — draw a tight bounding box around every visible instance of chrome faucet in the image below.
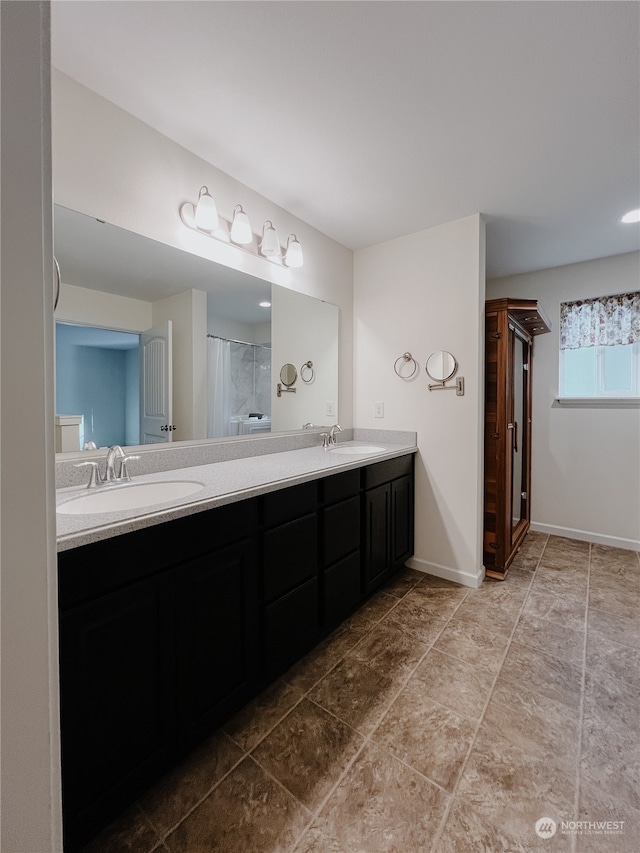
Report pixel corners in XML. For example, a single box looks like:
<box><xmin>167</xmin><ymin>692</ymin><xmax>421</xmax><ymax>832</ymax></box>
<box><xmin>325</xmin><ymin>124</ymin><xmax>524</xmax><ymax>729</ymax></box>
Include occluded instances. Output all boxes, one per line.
<box><xmin>75</xmin><ymin>445</ymin><xmax>140</xmax><ymax>488</ymax></box>
<box><xmin>329</xmin><ymin>424</ymin><xmax>343</xmax><ymax>446</ymax></box>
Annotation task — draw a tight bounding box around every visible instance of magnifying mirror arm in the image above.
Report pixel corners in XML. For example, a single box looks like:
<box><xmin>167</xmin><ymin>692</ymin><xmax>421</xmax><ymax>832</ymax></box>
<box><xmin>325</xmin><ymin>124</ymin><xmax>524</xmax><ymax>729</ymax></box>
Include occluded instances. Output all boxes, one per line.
<box><xmin>277</xmin><ymin>383</ymin><xmax>297</xmax><ymax>397</ymax></box>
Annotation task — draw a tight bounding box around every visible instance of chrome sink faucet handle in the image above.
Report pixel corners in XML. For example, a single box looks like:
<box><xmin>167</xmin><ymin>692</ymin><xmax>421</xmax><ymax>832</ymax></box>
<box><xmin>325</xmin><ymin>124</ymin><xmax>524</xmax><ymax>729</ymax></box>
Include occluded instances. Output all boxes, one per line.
<box><xmin>320</xmin><ymin>433</ymin><xmax>331</xmax><ymax>449</ymax></box>
<box><xmin>329</xmin><ymin>424</ymin><xmax>342</xmax><ymax>446</ymax></box>
<box><xmin>119</xmin><ymin>454</ymin><xmax>140</xmax><ymax>482</ymax></box>
<box><xmin>105</xmin><ymin>445</ymin><xmax>126</xmax><ymax>482</ymax></box>
<box><xmin>74</xmin><ymin>461</ymin><xmax>103</xmax><ymax>489</ymax></box>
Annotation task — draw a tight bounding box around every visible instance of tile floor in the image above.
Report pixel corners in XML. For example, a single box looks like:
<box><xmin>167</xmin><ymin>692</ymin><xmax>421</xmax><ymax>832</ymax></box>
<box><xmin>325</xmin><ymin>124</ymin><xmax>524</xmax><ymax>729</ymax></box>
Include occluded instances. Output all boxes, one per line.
<box><xmin>83</xmin><ymin>534</ymin><xmax>639</xmax><ymax>853</ymax></box>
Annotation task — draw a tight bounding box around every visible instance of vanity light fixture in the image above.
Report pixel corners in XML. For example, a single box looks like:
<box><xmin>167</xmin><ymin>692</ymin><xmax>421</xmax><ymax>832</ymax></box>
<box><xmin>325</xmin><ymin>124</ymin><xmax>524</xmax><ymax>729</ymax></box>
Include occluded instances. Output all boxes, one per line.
<box><xmin>193</xmin><ymin>186</ymin><xmax>219</xmax><ymax>231</ymax></box>
<box><xmin>284</xmin><ymin>234</ymin><xmax>304</xmax><ymax>268</ymax></box>
<box><xmin>260</xmin><ymin>221</ymin><xmax>282</xmax><ymax>259</ymax></box>
<box><xmin>180</xmin><ymin>187</ymin><xmax>303</xmax><ymax>267</ymax></box>
<box><xmin>621</xmin><ymin>208</ymin><xmax>640</xmax><ymax>224</ymax></box>
<box><xmin>230</xmin><ymin>205</ymin><xmax>253</xmax><ymax>244</ymax></box>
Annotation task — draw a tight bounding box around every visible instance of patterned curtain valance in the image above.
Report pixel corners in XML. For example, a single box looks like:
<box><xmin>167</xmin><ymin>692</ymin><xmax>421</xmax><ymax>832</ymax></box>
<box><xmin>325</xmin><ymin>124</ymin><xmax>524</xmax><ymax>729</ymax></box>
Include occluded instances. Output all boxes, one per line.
<box><xmin>560</xmin><ymin>291</ymin><xmax>640</xmax><ymax>351</ymax></box>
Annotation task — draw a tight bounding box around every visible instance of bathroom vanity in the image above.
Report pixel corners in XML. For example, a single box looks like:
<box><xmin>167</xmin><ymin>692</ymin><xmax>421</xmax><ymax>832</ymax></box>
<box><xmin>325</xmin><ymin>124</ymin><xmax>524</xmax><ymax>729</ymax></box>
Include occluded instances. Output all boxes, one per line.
<box><xmin>56</xmin><ymin>440</ymin><xmax>415</xmax><ymax>849</ymax></box>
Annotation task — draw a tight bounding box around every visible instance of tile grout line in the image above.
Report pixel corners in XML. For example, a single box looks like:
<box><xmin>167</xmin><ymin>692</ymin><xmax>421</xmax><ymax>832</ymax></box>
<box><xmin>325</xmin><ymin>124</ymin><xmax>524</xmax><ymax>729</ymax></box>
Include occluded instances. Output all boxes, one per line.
<box><xmin>428</xmin><ymin>534</ymin><xmax>551</xmax><ymax>853</ymax></box>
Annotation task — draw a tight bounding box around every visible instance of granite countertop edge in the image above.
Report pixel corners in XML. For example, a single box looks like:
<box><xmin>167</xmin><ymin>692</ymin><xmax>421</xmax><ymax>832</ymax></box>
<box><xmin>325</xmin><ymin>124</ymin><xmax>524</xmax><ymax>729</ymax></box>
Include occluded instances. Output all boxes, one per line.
<box><xmin>56</xmin><ymin>440</ymin><xmax>418</xmax><ymax>552</ymax></box>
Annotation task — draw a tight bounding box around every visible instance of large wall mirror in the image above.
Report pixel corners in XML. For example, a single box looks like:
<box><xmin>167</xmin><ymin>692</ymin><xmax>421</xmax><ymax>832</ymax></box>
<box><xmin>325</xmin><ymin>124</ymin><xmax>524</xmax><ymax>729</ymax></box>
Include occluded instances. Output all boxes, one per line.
<box><xmin>53</xmin><ymin>205</ymin><xmax>339</xmax><ymax>454</ymax></box>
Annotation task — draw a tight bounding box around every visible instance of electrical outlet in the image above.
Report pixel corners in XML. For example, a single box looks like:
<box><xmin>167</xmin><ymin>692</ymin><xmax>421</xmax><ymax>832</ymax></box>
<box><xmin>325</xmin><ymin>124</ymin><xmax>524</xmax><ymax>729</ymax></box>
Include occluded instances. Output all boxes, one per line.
<box><xmin>374</xmin><ymin>401</ymin><xmax>384</xmax><ymax>418</ymax></box>
<box><xmin>325</xmin><ymin>401</ymin><xmax>336</xmax><ymax>418</ymax></box>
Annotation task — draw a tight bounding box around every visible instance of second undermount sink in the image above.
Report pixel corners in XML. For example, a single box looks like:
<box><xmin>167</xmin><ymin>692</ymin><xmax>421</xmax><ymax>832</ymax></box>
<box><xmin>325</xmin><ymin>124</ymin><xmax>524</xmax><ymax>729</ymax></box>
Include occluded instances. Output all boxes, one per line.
<box><xmin>57</xmin><ymin>480</ymin><xmax>206</xmax><ymax>515</ymax></box>
<box><xmin>329</xmin><ymin>444</ymin><xmax>386</xmax><ymax>455</ymax></box>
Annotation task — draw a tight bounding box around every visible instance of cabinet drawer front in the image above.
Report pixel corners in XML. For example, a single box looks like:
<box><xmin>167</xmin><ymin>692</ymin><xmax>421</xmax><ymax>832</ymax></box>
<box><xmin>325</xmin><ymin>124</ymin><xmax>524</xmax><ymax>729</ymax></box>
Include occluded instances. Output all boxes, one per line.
<box><xmin>265</xmin><ymin>578</ymin><xmax>318</xmax><ymax>678</ymax></box>
<box><xmin>263</xmin><ymin>481</ymin><xmax>317</xmax><ymax>528</ymax></box>
<box><xmin>362</xmin><ymin>454</ymin><xmax>413</xmax><ymax>490</ymax></box>
<box><xmin>320</xmin><ymin>469</ymin><xmax>361</xmax><ymax>505</ymax></box>
<box><xmin>263</xmin><ymin>514</ymin><xmax>318</xmax><ymax>602</ymax></box>
<box><xmin>322</xmin><ymin>496</ymin><xmax>360</xmax><ymax>566</ymax></box>
<box><xmin>323</xmin><ymin>551</ymin><xmax>361</xmax><ymax>627</ymax></box>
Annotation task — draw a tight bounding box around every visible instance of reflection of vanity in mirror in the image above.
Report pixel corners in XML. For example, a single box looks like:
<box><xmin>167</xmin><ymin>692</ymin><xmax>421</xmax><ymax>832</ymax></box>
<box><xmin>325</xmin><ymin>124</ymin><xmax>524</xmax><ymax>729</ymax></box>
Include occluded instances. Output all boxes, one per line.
<box><xmin>53</xmin><ymin>205</ymin><xmax>339</xmax><ymax>453</ymax></box>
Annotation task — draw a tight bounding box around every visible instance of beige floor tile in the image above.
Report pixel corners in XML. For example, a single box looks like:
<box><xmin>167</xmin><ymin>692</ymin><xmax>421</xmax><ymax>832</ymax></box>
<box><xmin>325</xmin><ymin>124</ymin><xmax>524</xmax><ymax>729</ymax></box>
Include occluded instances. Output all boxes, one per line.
<box><xmin>456</xmin><ymin>727</ymin><xmax>576</xmax><ymax>844</ymax></box>
<box><xmin>532</xmin><ymin>566</ymin><xmax>589</xmax><ymax>600</ymax></box>
<box><xmin>590</xmin><ymin>544</ymin><xmax>640</xmax><ymax>575</ymax></box>
<box><xmin>415</xmin><ymin>648</ymin><xmax>494</xmax><ymax>722</ymax></box>
<box><xmin>371</xmin><ymin>680</ymin><xmax>475</xmax><ymax>791</ymax></box>
<box><xmin>348</xmin><ymin>621</ymin><xmax>429</xmax><ymax>681</ymax></box>
<box><xmin>586</xmin><ymin>627</ymin><xmax>640</xmax><ymax>689</ymax></box>
<box><xmin>512</xmin><ymin>612</ymin><xmax>585</xmax><ymax>665</ymax></box>
<box><xmin>341</xmin><ymin>591</ymin><xmax>399</xmax><ymax>631</ymax></box>
<box><xmin>546</xmin><ymin>535</ymin><xmax>590</xmax><ymax>554</ymax></box>
<box><xmin>499</xmin><ymin>640</ymin><xmax>583</xmax><ymax>709</ymax></box>
<box><xmin>522</xmin><ymin>585</ymin><xmax>587</xmax><ymax>627</ymax></box>
<box><xmin>139</xmin><ymin>731</ymin><xmax>244</xmax><ymax>837</ymax></box>
<box><xmin>433</xmin><ymin>617</ymin><xmax>510</xmax><ymax>676</ymax></box>
<box><xmin>80</xmin><ymin>804</ymin><xmax>161</xmax><ymax>853</ymax></box>
<box><xmin>381</xmin><ymin>567</ymin><xmax>425</xmax><ymax>598</ymax></box>
<box><xmin>282</xmin><ymin>622</ymin><xmax>369</xmax><ymax>693</ymax></box>
<box><xmin>312</xmin><ymin>742</ymin><xmax>449</xmax><ymax>853</ymax></box>
<box><xmin>482</xmin><ymin>677</ymin><xmax>581</xmax><ymax>776</ymax></box>
<box><xmin>223</xmin><ymin>678</ymin><xmax>302</xmax><ymax>752</ymax></box>
<box><xmin>292</xmin><ymin>825</ymin><xmax>345</xmax><ymax>853</ymax></box>
<box><xmin>578</xmin><ymin>777</ymin><xmax>640</xmax><ymax>853</ymax></box>
<box><xmin>252</xmin><ymin>697</ymin><xmax>364</xmax><ymax>811</ymax></box>
<box><xmin>452</xmin><ymin>595</ymin><xmax>521</xmax><ymax>637</ymax></box>
<box><xmin>164</xmin><ymin>756</ymin><xmax>310</xmax><ymax>853</ymax></box>
<box><xmin>383</xmin><ymin>594</ymin><xmax>453</xmax><ymax>645</ymax></box>
<box><xmin>416</xmin><ymin>573</ymin><xmax>468</xmax><ymax>590</ymax></box>
<box><xmin>589</xmin><ymin>585</ymin><xmax>640</xmax><ymax>621</ymax></box>
<box><xmin>588</xmin><ymin>607</ymin><xmax>640</xmax><ymax>649</ymax></box>
<box><xmin>308</xmin><ymin>656</ymin><xmax>400</xmax><ymax>736</ymax></box>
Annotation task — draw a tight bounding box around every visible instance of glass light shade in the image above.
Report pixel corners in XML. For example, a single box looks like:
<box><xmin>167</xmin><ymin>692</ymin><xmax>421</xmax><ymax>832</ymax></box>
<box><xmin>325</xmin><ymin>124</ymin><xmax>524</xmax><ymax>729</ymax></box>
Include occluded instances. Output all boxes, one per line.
<box><xmin>284</xmin><ymin>234</ymin><xmax>304</xmax><ymax>268</ymax></box>
<box><xmin>194</xmin><ymin>186</ymin><xmax>219</xmax><ymax>231</ymax></box>
<box><xmin>260</xmin><ymin>221</ymin><xmax>281</xmax><ymax>258</ymax></box>
<box><xmin>230</xmin><ymin>205</ymin><xmax>253</xmax><ymax>244</ymax></box>
<box><xmin>621</xmin><ymin>208</ymin><xmax>640</xmax><ymax>224</ymax></box>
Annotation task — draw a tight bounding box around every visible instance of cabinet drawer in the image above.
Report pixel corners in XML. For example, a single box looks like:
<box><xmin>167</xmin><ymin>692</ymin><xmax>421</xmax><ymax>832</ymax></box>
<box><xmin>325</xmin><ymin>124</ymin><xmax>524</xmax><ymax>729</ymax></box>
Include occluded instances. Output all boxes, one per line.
<box><xmin>362</xmin><ymin>454</ymin><xmax>413</xmax><ymax>490</ymax></box>
<box><xmin>322</xmin><ymin>552</ymin><xmax>361</xmax><ymax>628</ymax></box>
<box><xmin>263</xmin><ymin>481</ymin><xmax>317</xmax><ymax>528</ymax></box>
<box><xmin>263</xmin><ymin>514</ymin><xmax>318</xmax><ymax>602</ymax></box>
<box><xmin>265</xmin><ymin>578</ymin><xmax>318</xmax><ymax>678</ymax></box>
<box><xmin>322</xmin><ymin>496</ymin><xmax>360</xmax><ymax>566</ymax></box>
<box><xmin>320</xmin><ymin>469</ymin><xmax>361</xmax><ymax>505</ymax></box>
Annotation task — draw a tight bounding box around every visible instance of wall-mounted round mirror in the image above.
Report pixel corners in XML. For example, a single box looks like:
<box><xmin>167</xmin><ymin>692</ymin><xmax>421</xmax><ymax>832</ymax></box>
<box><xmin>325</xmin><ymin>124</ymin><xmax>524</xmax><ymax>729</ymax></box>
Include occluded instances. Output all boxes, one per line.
<box><xmin>425</xmin><ymin>350</ymin><xmax>457</xmax><ymax>382</ymax></box>
<box><xmin>280</xmin><ymin>363</ymin><xmax>297</xmax><ymax>388</ymax></box>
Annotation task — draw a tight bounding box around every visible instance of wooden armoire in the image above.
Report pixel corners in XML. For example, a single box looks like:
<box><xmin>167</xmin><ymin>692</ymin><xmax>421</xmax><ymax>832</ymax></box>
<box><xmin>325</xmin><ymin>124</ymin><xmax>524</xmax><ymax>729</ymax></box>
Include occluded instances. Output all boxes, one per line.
<box><xmin>484</xmin><ymin>298</ymin><xmax>551</xmax><ymax>580</ymax></box>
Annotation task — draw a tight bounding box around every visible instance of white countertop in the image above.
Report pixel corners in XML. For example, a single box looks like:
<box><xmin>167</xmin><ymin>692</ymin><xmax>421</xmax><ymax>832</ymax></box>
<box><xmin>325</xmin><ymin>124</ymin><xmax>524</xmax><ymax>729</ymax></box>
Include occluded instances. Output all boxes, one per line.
<box><xmin>56</xmin><ymin>440</ymin><xmax>417</xmax><ymax>552</ymax></box>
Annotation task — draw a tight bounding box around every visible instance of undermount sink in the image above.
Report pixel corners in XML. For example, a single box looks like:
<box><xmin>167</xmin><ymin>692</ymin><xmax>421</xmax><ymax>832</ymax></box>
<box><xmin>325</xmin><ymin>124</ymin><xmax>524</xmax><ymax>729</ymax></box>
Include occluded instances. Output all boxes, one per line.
<box><xmin>57</xmin><ymin>480</ymin><xmax>206</xmax><ymax>515</ymax></box>
<box><xmin>329</xmin><ymin>444</ymin><xmax>386</xmax><ymax>455</ymax></box>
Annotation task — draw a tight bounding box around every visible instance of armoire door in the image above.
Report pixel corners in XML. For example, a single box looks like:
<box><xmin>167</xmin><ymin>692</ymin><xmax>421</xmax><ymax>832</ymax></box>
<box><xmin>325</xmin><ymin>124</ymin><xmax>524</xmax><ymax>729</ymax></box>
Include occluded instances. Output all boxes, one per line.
<box><xmin>509</xmin><ymin>324</ymin><xmax>531</xmax><ymax>549</ymax></box>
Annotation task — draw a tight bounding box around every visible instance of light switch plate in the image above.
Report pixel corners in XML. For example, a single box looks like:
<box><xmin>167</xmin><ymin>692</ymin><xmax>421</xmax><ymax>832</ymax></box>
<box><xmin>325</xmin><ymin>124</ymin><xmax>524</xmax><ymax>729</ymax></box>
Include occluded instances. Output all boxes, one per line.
<box><xmin>325</xmin><ymin>401</ymin><xmax>336</xmax><ymax>418</ymax></box>
<box><xmin>374</xmin><ymin>401</ymin><xmax>384</xmax><ymax>418</ymax></box>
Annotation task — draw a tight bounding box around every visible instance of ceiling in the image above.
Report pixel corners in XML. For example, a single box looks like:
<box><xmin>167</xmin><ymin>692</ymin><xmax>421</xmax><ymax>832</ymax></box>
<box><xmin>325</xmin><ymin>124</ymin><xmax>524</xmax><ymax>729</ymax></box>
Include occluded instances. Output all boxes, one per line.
<box><xmin>51</xmin><ymin>1</ymin><xmax>640</xmax><ymax>279</ymax></box>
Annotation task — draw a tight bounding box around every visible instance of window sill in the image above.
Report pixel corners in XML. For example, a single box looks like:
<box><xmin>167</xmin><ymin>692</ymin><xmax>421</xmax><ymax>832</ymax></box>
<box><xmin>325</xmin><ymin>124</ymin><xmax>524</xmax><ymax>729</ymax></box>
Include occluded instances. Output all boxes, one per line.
<box><xmin>553</xmin><ymin>397</ymin><xmax>640</xmax><ymax>409</ymax></box>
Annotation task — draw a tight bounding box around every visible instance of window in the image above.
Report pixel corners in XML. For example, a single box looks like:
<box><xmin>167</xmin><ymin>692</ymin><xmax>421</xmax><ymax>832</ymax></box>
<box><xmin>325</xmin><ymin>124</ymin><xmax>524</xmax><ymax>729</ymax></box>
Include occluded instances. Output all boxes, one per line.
<box><xmin>559</xmin><ymin>291</ymin><xmax>640</xmax><ymax>398</ymax></box>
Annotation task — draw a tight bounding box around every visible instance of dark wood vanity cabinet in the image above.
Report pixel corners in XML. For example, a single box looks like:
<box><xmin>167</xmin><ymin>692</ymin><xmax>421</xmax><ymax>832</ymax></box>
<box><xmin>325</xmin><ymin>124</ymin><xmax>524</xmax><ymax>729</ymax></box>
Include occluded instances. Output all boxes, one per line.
<box><xmin>484</xmin><ymin>298</ymin><xmax>550</xmax><ymax>579</ymax></box>
<box><xmin>58</xmin><ymin>455</ymin><xmax>414</xmax><ymax>849</ymax></box>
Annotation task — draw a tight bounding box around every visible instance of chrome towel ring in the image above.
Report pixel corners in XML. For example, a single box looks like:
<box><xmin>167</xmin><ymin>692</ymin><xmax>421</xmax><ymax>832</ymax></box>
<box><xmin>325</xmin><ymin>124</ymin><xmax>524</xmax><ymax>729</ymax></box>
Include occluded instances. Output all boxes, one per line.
<box><xmin>394</xmin><ymin>352</ymin><xmax>418</xmax><ymax>379</ymax></box>
<box><xmin>300</xmin><ymin>360</ymin><xmax>314</xmax><ymax>383</ymax></box>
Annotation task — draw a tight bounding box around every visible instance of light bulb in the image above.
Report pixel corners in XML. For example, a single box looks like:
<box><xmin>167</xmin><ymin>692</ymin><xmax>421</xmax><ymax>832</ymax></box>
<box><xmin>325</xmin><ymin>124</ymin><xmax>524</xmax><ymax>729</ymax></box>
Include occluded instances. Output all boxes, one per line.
<box><xmin>260</xmin><ymin>221</ymin><xmax>281</xmax><ymax>258</ymax></box>
<box><xmin>621</xmin><ymin>208</ymin><xmax>640</xmax><ymax>224</ymax></box>
<box><xmin>230</xmin><ymin>205</ymin><xmax>253</xmax><ymax>244</ymax></box>
<box><xmin>284</xmin><ymin>234</ymin><xmax>304</xmax><ymax>268</ymax></box>
<box><xmin>194</xmin><ymin>186</ymin><xmax>218</xmax><ymax>231</ymax></box>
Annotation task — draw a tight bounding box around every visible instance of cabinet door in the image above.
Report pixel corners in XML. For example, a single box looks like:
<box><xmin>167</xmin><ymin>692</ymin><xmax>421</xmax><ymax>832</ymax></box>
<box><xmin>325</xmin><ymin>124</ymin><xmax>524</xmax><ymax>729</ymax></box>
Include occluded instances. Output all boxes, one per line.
<box><xmin>391</xmin><ymin>475</ymin><xmax>414</xmax><ymax>568</ymax></box>
<box><xmin>363</xmin><ymin>483</ymin><xmax>391</xmax><ymax>594</ymax></box>
<box><xmin>59</xmin><ymin>574</ymin><xmax>174</xmax><ymax>847</ymax></box>
<box><xmin>265</xmin><ymin>578</ymin><xmax>318</xmax><ymax>678</ymax></box>
<box><xmin>175</xmin><ymin>539</ymin><xmax>259</xmax><ymax>744</ymax></box>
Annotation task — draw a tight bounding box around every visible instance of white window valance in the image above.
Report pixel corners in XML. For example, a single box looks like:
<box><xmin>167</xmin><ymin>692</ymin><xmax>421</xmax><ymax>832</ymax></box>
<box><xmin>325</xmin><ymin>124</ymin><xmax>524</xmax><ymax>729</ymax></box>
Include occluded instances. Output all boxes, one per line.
<box><xmin>560</xmin><ymin>291</ymin><xmax>640</xmax><ymax>351</ymax></box>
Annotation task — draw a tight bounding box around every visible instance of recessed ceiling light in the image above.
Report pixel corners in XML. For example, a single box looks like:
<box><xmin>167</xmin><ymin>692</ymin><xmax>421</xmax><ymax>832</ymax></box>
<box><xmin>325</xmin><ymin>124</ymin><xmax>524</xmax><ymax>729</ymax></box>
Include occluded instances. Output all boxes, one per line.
<box><xmin>621</xmin><ymin>208</ymin><xmax>640</xmax><ymax>224</ymax></box>
<box><xmin>259</xmin><ymin>301</ymin><xmax>271</xmax><ymax>308</ymax></box>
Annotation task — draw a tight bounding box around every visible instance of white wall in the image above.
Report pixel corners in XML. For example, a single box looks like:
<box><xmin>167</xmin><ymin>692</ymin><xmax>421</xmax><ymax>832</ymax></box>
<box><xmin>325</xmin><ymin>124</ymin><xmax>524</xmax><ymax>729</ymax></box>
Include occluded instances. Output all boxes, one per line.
<box><xmin>153</xmin><ymin>289</ymin><xmax>207</xmax><ymax>442</ymax></box>
<box><xmin>57</xmin><ymin>281</ymin><xmax>153</xmax><ymax>331</ymax></box>
<box><xmin>354</xmin><ymin>215</ymin><xmax>486</xmax><ymax>587</ymax></box>
<box><xmin>488</xmin><ymin>251</ymin><xmax>640</xmax><ymax>550</ymax></box>
<box><xmin>52</xmin><ymin>70</ymin><xmax>354</xmax><ymax>428</ymax></box>
<box><xmin>0</xmin><ymin>3</ymin><xmax>63</xmax><ymax>850</ymax></box>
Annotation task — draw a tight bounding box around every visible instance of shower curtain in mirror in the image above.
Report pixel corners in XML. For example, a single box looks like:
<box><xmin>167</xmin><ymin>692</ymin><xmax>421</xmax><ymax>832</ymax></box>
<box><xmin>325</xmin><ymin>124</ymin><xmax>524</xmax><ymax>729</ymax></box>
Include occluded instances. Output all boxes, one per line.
<box><xmin>207</xmin><ymin>336</ymin><xmax>233</xmax><ymax>438</ymax></box>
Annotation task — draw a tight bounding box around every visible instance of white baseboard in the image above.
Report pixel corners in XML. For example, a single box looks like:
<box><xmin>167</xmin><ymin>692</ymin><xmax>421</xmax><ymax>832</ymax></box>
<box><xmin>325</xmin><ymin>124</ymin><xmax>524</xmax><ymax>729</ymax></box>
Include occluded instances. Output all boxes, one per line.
<box><xmin>406</xmin><ymin>556</ymin><xmax>485</xmax><ymax>589</ymax></box>
<box><xmin>530</xmin><ymin>521</ymin><xmax>640</xmax><ymax>553</ymax></box>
